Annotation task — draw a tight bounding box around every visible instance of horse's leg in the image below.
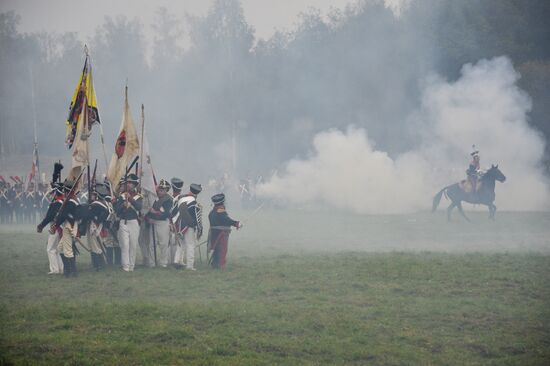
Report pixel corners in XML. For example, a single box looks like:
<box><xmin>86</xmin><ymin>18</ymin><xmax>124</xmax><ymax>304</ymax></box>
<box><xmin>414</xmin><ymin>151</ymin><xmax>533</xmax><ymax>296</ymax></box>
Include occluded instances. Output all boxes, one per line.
<box><xmin>456</xmin><ymin>202</ymin><xmax>470</xmax><ymax>222</ymax></box>
<box><xmin>447</xmin><ymin>202</ymin><xmax>456</xmax><ymax>222</ymax></box>
<box><xmin>489</xmin><ymin>203</ymin><xmax>496</xmax><ymax>220</ymax></box>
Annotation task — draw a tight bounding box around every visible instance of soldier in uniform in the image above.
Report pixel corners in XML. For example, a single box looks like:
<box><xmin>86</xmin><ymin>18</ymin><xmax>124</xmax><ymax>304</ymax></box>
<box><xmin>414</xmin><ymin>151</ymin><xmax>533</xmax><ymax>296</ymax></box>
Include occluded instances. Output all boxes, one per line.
<box><xmin>173</xmin><ymin>183</ymin><xmax>203</xmax><ymax>271</ymax></box>
<box><xmin>39</xmin><ymin>183</ymin><xmax>52</xmax><ymax>218</ymax></box>
<box><xmin>6</xmin><ymin>182</ymin><xmax>16</xmax><ymax>224</ymax></box>
<box><xmin>13</xmin><ymin>182</ymin><xmax>24</xmax><ymax>223</ymax></box>
<box><xmin>208</xmin><ymin>193</ymin><xmax>242</xmax><ymax>270</ymax></box>
<box><xmin>467</xmin><ymin>148</ymin><xmax>481</xmax><ymax>194</ymax></box>
<box><xmin>168</xmin><ymin>177</ymin><xmax>184</xmax><ymax>267</ymax></box>
<box><xmin>101</xmin><ymin>181</ymin><xmax>119</xmax><ymax>267</ymax></box>
<box><xmin>52</xmin><ymin>180</ymin><xmax>80</xmax><ymax>277</ymax></box>
<box><xmin>0</xmin><ymin>179</ymin><xmax>8</xmax><ymax>224</ymax></box>
<box><xmin>78</xmin><ymin>185</ymin><xmax>89</xmax><ymax>204</ymax></box>
<box><xmin>36</xmin><ymin>183</ymin><xmax>65</xmax><ymax>274</ymax></box>
<box><xmin>144</xmin><ymin>179</ymin><xmax>173</xmax><ymax>267</ymax></box>
<box><xmin>36</xmin><ymin>182</ymin><xmax>47</xmax><ymax>218</ymax></box>
<box><xmin>24</xmin><ymin>182</ymin><xmax>38</xmax><ymax>224</ymax></box>
<box><xmin>87</xmin><ymin>184</ymin><xmax>111</xmax><ymax>271</ymax></box>
<box><xmin>114</xmin><ymin>173</ymin><xmax>142</xmax><ymax>272</ymax></box>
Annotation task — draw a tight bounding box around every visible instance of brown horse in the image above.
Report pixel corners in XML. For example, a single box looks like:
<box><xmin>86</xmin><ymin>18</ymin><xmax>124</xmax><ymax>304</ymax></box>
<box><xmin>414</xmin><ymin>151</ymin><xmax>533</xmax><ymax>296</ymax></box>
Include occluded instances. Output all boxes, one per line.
<box><xmin>432</xmin><ymin>165</ymin><xmax>506</xmax><ymax>221</ymax></box>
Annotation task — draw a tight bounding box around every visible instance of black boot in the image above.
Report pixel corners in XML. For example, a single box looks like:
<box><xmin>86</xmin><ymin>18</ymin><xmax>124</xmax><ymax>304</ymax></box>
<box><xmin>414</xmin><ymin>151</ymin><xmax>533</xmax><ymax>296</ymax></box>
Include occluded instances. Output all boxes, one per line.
<box><xmin>91</xmin><ymin>253</ymin><xmax>97</xmax><ymax>270</ymax></box>
<box><xmin>70</xmin><ymin>257</ymin><xmax>78</xmax><ymax>277</ymax></box>
<box><xmin>106</xmin><ymin>247</ymin><xmax>114</xmax><ymax>266</ymax></box>
<box><xmin>114</xmin><ymin>247</ymin><xmax>121</xmax><ymax>265</ymax></box>
<box><xmin>96</xmin><ymin>253</ymin><xmax>106</xmax><ymax>271</ymax></box>
<box><xmin>60</xmin><ymin>254</ymin><xmax>70</xmax><ymax>277</ymax></box>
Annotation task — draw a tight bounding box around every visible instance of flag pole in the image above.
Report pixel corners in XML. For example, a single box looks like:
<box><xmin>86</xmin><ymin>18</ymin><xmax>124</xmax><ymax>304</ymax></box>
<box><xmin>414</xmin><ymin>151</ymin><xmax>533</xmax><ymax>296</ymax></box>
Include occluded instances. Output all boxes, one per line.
<box><xmin>139</xmin><ymin>104</ymin><xmax>145</xmax><ymax>191</ymax></box>
<box><xmin>86</xmin><ymin>46</ymin><xmax>110</xmax><ymax>174</ymax></box>
<box><xmin>84</xmin><ymin>48</ymin><xmax>92</xmax><ymax>198</ymax></box>
<box><xmin>29</xmin><ymin>62</ymin><xmax>40</xmax><ymax>190</ymax></box>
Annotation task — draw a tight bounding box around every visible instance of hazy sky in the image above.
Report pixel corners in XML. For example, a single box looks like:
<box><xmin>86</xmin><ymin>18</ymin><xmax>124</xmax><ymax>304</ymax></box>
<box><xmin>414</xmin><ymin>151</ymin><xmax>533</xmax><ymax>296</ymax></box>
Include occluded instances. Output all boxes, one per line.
<box><xmin>1</xmin><ymin>0</ymin><xmax>361</xmax><ymax>42</ymax></box>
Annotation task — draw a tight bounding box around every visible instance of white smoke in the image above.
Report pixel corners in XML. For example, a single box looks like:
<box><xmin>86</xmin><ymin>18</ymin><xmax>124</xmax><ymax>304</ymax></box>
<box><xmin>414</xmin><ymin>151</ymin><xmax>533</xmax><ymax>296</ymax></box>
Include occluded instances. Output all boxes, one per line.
<box><xmin>258</xmin><ymin>57</ymin><xmax>550</xmax><ymax>213</ymax></box>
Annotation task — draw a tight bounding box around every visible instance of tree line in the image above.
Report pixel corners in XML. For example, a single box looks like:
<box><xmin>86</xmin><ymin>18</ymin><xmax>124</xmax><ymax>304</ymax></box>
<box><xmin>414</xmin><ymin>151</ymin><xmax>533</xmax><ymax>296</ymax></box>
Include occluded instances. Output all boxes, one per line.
<box><xmin>1</xmin><ymin>0</ymin><xmax>549</xmax><ymax>178</ymax></box>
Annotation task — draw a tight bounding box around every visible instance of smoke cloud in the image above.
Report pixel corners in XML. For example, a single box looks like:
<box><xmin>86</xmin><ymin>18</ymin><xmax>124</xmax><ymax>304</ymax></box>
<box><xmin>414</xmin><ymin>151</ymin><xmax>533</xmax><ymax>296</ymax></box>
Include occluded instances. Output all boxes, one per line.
<box><xmin>258</xmin><ymin>57</ymin><xmax>550</xmax><ymax>213</ymax></box>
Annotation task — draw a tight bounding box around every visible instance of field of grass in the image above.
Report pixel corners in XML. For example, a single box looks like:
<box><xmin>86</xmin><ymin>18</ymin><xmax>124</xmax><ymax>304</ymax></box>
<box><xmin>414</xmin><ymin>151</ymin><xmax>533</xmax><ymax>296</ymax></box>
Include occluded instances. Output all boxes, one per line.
<box><xmin>1</xmin><ymin>210</ymin><xmax>550</xmax><ymax>365</ymax></box>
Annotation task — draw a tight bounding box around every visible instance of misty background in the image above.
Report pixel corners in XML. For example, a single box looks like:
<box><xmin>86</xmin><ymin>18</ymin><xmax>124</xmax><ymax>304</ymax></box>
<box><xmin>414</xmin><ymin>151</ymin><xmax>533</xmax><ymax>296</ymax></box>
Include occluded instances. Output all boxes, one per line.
<box><xmin>1</xmin><ymin>0</ymin><xmax>549</xmax><ymax>212</ymax></box>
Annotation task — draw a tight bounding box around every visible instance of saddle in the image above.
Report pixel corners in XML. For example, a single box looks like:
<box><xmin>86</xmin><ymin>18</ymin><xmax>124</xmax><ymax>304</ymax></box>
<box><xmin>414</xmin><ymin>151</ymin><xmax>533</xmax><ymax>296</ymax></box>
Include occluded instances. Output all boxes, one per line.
<box><xmin>459</xmin><ymin>179</ymin><xmax>482</xmax><ymax>193</ymax></box>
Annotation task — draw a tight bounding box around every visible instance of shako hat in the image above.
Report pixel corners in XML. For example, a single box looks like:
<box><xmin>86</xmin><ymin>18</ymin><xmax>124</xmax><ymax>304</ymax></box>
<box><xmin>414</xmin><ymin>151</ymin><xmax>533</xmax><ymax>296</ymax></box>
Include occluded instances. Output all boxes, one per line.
<box><xmin>170</xmin><ymin>177</ymin><xmax>184</xmax><ymax>190</ymax></box>
<box><xmin>95</xmin><ymin>184</ymin><xmax>110</xmax><ymax>198</ymax></box>
<box><xmin>211</xmin><ymin>193</ymin><xmax>225</xmax><ymax>205</ymax></box>
<box><xmin>126</xmin><ymin>173</ymin><xmax>139</xmax><ymax>184</ymax></box>
<box><xmin>190</xmin><ymin>183</ymin><xmax>202</xmax><ymax>194</ymax></box>
<box><xmin>63</xmin><ymin>180</ymin><xmax>75</xmax><ymax>192</ymax></box>
<box><xmin>52</xmin><ymin>182</ymin><xmax>64</xmax><ymax>195</ymax></box>
<box><xmin>158</xmin><ymin>179</ymin><xmax>170</xmax><ymax>190</ymax></box>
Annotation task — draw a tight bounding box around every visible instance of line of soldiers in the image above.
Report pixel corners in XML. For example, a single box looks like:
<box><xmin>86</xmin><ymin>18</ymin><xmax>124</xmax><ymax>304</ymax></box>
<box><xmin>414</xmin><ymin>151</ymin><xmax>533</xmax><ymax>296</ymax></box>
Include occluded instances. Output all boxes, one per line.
<box><xmin>36</xmin><ymin>173</ymin><xmax>242</xmax><ymax>277</ymax></box>
<box><xmin>0</xmin><ymin>179</ymin><xmax>51</xmax><ymax>224</ymax></box>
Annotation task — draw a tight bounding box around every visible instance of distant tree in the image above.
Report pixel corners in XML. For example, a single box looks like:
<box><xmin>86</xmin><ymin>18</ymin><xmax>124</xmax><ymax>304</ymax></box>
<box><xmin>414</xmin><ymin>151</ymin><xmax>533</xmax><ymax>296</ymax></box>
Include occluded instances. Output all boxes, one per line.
<box><xmin>89</xmin><ymin>16</ymin><xmax>149</xmax><ymax>149</ymax></box>
<box><xmin>151</xmin><ymin>7</ymin><xmax>184</xmax><ymax>68</ymax></box>
<box><xmin>0</xmin><ymin>12</ymin><xmax>40</xmax><ymax>156</ymax></box>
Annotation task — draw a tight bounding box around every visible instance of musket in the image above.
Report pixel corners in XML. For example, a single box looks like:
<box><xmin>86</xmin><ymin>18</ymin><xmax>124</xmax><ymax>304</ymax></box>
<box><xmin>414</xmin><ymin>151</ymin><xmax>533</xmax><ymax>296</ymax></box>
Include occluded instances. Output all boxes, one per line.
<box><xmin>74</xmin><ymin>237</ymin><xmax>91</xmax><ymax>253</ymax></box>
<box><xmin>121</xmin><ymin>155</ymin><xmax>139</xmax><ymax>225</ymax></box>
<box><xmin>88</xmin><ymin>159</ymin><xmax>108</xmax><ymax>262</ymax></box>
<box><xmin>91</xmin><ymin>159</ymin><xmax>98</xmax><ymax>189</ymax></box>
<box><xmin>87</xmin><ymin>164</ymin><xmax>91</xmax><ymax>204</ymax></box>
<box><xmin>126</xmin><ymin>156</ymin><xmax>139</xmax><ymax>178</ymax></box>
<box><xmin>49</xmin><ymin>169</ymin><xmax>85</xmax><ymax>234</ymax></box>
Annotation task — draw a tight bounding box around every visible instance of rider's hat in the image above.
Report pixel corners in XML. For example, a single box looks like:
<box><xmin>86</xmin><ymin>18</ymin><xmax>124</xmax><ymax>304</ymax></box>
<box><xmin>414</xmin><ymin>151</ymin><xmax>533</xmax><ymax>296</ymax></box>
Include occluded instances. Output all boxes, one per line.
<box><xmin>471</xmin><ymin>144</ymin><xmax>479</xmax><ymax>157</ymax></box>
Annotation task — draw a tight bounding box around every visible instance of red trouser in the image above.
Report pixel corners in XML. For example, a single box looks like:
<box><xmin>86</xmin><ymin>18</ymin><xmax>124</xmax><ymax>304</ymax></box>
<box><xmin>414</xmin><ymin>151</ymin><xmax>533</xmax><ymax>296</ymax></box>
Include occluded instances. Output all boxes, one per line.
<box><xmin>211</xmin><ymin>231</ymin><xmax>229</xmax><ymax>269</ymax></box>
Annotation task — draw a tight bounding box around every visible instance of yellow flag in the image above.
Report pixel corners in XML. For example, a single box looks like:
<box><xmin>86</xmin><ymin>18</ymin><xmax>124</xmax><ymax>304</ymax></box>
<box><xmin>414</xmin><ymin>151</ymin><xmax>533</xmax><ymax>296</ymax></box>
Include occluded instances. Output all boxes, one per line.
<box><xmin>66</xmin><ymin>95</ymin><xmax>90</xmax><ymax>186</ymax></box>
<box><xmin>66</xmin><ymin>56</ymin><xmax>100</xmax><ymax>149</ymax></box>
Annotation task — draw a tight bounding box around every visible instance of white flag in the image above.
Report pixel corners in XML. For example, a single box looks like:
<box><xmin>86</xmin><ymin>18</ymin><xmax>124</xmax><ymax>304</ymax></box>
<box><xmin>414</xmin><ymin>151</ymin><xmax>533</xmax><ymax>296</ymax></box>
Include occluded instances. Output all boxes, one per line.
<box><xmin>139</xmin><ymin>128</ymin><xmax>157</xmax><ymax>197</ymax></box>
<box><xmin>107</xmin><ymin>87</ymin><xmax>139</xmax><ymax>192</ymax></box>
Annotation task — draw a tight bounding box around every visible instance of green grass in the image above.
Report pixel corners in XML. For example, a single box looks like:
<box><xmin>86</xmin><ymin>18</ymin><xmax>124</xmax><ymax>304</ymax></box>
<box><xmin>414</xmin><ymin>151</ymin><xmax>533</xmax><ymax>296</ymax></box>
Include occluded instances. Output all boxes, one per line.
<box><xmin>1</xmin><ymin>211</ymin><xmax>550</xmax><ymax>365</ymax></box>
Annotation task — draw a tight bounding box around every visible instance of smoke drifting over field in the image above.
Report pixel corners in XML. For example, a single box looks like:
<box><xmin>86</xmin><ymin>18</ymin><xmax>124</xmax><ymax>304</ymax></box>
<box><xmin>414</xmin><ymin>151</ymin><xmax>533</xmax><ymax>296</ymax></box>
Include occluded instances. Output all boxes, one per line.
<box><xmin>258</xmin><ymin>57</ymin><xmax>550</xmax><ymax>212</ymax></box>
<box><xmin>1</xmin><ymin>0</ymin><xmax>550</xmax><ymax>215</ymax></box>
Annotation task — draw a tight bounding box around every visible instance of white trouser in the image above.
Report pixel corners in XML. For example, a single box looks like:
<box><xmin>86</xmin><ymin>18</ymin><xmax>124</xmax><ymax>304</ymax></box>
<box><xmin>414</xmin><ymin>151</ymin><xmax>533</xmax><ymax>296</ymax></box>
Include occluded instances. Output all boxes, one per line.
<box><xmin>57</xmin><ymin>223</ymin><xmax>77</xmax><ymax>258</ymax></box>
<box><xmin>150</xmin><ymin>219</ymin><xmax>170</xmax><ymax>267</ymax></box>
<box><xmin>183</xmin><ymin>228</ymin><xmax>197</xmax><ymax>270</ymax></box>
<box><xmin>139</xmin><ymin>223</ymin><xmax>153</xmax><ymax>267</ymax></box>
<box><xmin>118</xmin><ymin>219</ymin><xmax>140</xmax><ymax>271</ymax></box>
<box><xmin>87</xmin><ymin>224</ymin><xmax>103</xmax><ymax>255</ymax></box>
<box><xmin>168</xmin><ymin>231</ymin><xmax>177</xmax><ymax>264</ymax></box>
<box><xmin>46</xmin><ymin>231</ymin><xmax>63</xmax><ymax>273</ymax></box>
<box><xmin>173</xmin><ymin>232</ymin><xmax>185</xmax><ymax>266</ymax></box>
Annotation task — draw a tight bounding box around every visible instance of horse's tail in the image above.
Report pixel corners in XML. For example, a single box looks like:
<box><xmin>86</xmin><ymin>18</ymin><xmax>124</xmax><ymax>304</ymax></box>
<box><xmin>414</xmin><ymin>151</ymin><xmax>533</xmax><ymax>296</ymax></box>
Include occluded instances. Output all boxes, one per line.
<box><xmin>432</xmin><ymin>186</ymin><xmax>450</xmax><ymax>212</ymax></box>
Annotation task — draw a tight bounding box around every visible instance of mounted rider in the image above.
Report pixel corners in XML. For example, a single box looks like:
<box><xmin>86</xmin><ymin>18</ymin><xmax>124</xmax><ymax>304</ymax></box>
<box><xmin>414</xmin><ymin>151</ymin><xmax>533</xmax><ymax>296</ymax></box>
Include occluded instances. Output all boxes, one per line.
<box><xmin>466</xmin><ymin>146</ymin><xmax>481</xmax><ymax>194</ymax></box>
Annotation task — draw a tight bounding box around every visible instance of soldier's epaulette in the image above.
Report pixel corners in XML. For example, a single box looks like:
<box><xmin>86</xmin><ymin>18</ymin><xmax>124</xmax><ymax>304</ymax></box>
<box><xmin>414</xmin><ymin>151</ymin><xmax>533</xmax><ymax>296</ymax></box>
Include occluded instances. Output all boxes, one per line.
<box><xmin>216</xmin><ymin>207</ymin><xmax>226</xmax><ymax>213</ymax></box>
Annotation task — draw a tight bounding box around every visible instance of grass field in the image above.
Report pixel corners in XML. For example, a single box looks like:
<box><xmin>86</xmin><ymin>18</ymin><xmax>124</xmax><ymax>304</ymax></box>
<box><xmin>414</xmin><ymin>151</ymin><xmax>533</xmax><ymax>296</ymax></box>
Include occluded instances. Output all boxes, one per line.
<box><xmin>1</xmin><ymin>210</ymin><xmax>550</xmax><ymax>365</ymax></box>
